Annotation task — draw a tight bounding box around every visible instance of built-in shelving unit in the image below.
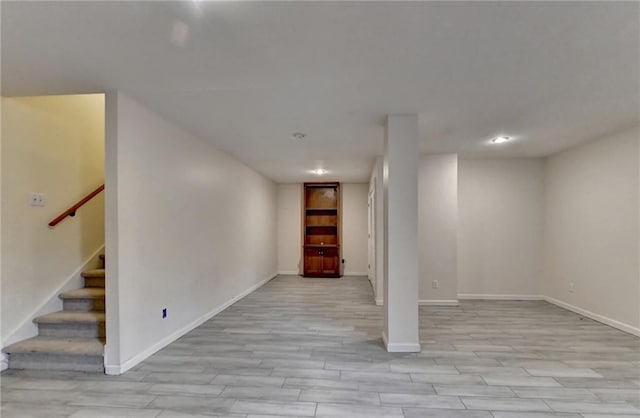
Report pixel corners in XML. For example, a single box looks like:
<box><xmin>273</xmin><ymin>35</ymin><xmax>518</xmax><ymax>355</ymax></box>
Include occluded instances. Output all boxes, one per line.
<box><xmin>303</xmin><ymin>182</ymin><xmax>341</xmax><ymax>278</ymax></box>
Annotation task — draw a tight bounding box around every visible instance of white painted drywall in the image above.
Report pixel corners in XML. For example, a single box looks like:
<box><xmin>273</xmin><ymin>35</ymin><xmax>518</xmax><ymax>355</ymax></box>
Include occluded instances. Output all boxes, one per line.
<box><xmin>277</xmin><ymin>184</ymin><xmax>302</xmax><ymax>275</ymax></box>
<box><xmin>1</xmin><ymin>94</ymin><xmax>105</xmax><ymax>347</ymax></box>
<box><xmin>543</xmin><ymin>126</ymin><xmax>639</xmax><ymax>331</ymax></box>
<box><xmin>383</xmin><ymin>114</ymin><xmax>420</xmax><ymax>351</ymax></box>
<box><xmin>105</xmin><ymin>92</ymin><xmax>277</xmax><ymax>373</ymax></box>
<box><xmin>457</xmin><ymin>158</ymin><xmax>544</xmax><ymax>298</ymax></box>
<box><xmin>418</xmin><ymin>154</ymin><xmax>459</xmax><ymax>303</ymax></box>
<box><xmin>341</xmin><ymin>183</ymin><xmax>369</xmax><ymax>276</ymax></box>
<box><xmin>276</xmin><ymin>183</ymin><xmax>369</xmax><ymax>276</ymax></box>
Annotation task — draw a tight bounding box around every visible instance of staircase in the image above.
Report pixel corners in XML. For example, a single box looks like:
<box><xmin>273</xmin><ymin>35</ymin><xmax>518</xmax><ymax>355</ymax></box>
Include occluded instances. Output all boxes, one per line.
<box><xmin>3</xmin><ymin>255</ymin><xmax>106</xmax><ymax>372</ymax></box>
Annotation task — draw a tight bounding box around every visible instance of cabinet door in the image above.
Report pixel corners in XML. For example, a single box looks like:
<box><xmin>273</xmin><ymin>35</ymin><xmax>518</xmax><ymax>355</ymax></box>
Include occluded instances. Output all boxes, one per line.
<box><xmin>321</xmin><ymin>248</ymin><xmax>339</xmax><ymax>275</ymax></box>
<box><xmin>304</xmin><ymin>248</ymin><xmax>323</xmax><ymax>275</ymax></box>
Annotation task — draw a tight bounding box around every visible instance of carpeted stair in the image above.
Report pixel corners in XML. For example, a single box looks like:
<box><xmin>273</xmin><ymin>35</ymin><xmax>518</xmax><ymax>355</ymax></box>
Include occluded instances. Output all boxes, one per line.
<box><xmin>3</xmin><ymin>255</ymin><xmax>106</xmax><ymax>372</ymax></box>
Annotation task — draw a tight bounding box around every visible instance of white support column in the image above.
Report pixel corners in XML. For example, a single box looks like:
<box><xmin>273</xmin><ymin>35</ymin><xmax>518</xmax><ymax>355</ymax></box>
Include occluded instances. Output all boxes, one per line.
<box><xmin>382</xmin><ymin>114</ymin><xmax>421</xmax><ymax>353</ymax></box>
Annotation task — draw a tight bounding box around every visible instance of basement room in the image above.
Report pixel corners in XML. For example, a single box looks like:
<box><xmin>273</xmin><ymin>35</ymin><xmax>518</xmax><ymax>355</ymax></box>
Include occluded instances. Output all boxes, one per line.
<box><xmin>1</xmin><ymin>1</ymin><xmax>638</xmax><ymax>417</ymax></box>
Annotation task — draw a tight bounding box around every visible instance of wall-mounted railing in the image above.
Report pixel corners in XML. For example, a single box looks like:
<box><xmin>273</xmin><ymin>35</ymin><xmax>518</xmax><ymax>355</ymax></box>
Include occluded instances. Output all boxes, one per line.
<box><xmin>48</xmin><ymin>184</ymin><xmax>104</xmax><ymax>228</ymax></box>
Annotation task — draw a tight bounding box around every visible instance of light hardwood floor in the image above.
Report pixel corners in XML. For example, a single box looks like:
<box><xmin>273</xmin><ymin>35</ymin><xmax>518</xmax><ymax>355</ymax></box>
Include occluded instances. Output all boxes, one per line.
<box><xmin>2</xmin><ymin>275</ymin><xmax>639</xmax><ymax>417</ymax></box>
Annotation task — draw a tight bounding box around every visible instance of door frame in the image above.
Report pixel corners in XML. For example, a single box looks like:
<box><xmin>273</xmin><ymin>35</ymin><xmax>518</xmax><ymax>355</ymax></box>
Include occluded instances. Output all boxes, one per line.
<box><xmin>368</xmin><ymin>181</ymin><xmax>376</xmax><ymax>289</ymax></box>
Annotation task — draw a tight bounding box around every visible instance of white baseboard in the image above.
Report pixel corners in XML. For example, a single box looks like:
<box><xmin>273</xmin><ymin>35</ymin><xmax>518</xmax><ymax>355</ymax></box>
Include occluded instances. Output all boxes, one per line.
<box><xmin>381</xmin><ymin>331</ymin><xmax>421</xmax><ymax>353</ymax></box>
<box><xmin>1</xmin><ymin>353</ymin><xmax>8</xmax><ymax>371</ymax></box>
<box><xmin>375</xmin><ymin>299</ymin><xmax>383</xmax><ymax>306</ymax></box>
<box><xmin>458</xmin><ymin>293</ymin><xmax>543</xmax><ymax>301</ymax></box>
<box><xmin>105</xmin><ymin>272</ymin><xmax>278</xmax><ymax>375</ymax></box>
<box><xmin>2</xmin><ymin>245</ymin><xmax>105</xmax><ymax>348</ymax></box>
<box><xmin>456</xmin><ymin>293</ymin><xmax>639</xmax><ymax>337</ymax></box>
<box><xmin>543</xmin><ymin>296</ymin><xmax>640</xmax><ymax>337</ymax></box>
<box><xmin>419</xmin><ymin>299</ymin><xmax>459</xmax><ymax>306</ymax></box>
<box><xmin>277</xmin><ymin>271</ymin><xmax>299</xmax><ymax>276</ymax></box>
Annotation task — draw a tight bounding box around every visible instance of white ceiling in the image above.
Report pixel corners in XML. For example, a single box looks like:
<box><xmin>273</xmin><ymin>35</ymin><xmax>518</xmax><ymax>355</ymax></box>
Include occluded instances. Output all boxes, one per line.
<box><xmin>2</xmin><ymin>1</ymin><xmax>638</xmax><ymax>183</ymax></box>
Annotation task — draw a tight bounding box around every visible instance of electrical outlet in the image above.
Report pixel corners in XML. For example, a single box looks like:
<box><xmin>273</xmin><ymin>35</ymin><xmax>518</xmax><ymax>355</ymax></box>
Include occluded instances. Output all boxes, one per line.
<box><xmin>432</xmin><ymin>280</ymin><xmax>439</xmax><ymax>289</ymax></box>
<box><xmin>29</xmin><ymin>193</ymin><xmax>46</xmax><ymax>207</ymax></box>
<box><xmin>162</xmin><ymin>308</ymin><xmax>167</xmax><ymax>319</ymax></box>
<box><xmin>569</xmin><ymin>283</ymin><xmax>574</xmax><ymax>293</ymax></box>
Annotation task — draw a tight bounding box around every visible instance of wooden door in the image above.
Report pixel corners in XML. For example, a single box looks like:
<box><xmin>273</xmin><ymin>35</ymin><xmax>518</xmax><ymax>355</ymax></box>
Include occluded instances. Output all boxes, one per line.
<box><xmin>321</xmin><ymin>247</ymin><xmax>339</xmax><ymax>276</ymax></box>
<box><xmin>304</xmin><ymin>248</ymin><xmax>323</xmax><ymax>275</ymax></box>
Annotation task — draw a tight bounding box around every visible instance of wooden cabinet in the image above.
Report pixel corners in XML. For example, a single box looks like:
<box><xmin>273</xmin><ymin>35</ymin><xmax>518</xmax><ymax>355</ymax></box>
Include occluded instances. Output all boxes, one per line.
<box><xmin>303</xmin><ymin>182</ymin><xmax>341</xmax><ymax>278</ymax></box>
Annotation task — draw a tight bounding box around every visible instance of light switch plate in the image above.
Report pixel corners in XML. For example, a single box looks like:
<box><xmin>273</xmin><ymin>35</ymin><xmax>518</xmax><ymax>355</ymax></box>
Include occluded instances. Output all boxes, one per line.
<box><xmin>29</xmin><ymin>193</ymin><xmax>46</xmax><ymax>206</ymax></box>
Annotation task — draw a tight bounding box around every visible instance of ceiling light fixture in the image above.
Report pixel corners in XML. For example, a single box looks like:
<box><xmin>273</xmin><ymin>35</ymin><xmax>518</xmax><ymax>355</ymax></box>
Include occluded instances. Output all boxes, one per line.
<box><xmin>490</xmin><ymin>136</ymin><xmax>512</xmax><ymax>144</ymax></box>
<box><xmin>310</xmin><ymin>169</ymin><xmax>328</xmax><ymax>176</ymax></box>
<box><xmin>292</xmin><ymin>132</ymin><xmax>306</xmax><ymax>140</ymax></box>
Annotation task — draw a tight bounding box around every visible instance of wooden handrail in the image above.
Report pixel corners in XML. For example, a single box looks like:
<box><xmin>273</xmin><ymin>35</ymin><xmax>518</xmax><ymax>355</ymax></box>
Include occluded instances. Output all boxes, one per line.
<box><xmin>48</xmin><ymin>184</ymin><xmax>104</xmax><ymax>228</ymax></box>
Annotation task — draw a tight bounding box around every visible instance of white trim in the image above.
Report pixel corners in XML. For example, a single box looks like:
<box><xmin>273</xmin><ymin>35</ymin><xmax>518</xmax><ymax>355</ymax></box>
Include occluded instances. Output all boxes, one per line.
<box><xmin>382</xmin><ymin>332</ymin><xmax>421</xmax><ymax>353</ymax></box>
<box><xmin>105</xmin><ymin>273</ymin><xmax>278</xmax><ymax>375</ymax></box>
<box><xmin>543</xmin><ymin>296</ymin><xmax>640</xmax><ymax>337</ymax></box>
<box><xmin>277</xmin><ymin>271</ymin><xmax>299</xmax><ymax>276</ymax></box>
<box><xmin>2</xmin><ymin>245</ymin><xmax>105</xmax><ymax>348</ymax></box>
<box><xmin>458</xmin><ymin>293</ymin><xmax>543</xmax><ymax>301</ymax></box>
<box><xmin>455</xmin><ymin>293</ymin><xmax>639</xmax><ymax>337</ymax></box>
<box><xmin>1</xmin><ymin>353</ymin><xmax>8</xmax><ymax>371</ymax></box>
<box><xmin>375</xmin><ymin>299</ymin><xmax>383</xmax><ymax>306</ymax></box>
<box><xmin>419</xmin><ymin>299</ymin><xmax>459</xmax><ymax>306</ymax></box>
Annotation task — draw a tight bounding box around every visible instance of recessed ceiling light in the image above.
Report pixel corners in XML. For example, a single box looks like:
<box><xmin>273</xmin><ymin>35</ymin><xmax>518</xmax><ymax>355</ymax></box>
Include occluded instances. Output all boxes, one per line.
<box><xmin>490</xmin><ymin>136</ymin><xmax>512</xmax><ymax>144</ymax></box>
<box><xmin>292</xmin><ymin>132</ymin><xmax>306</xmax><ymax>140</ymax></box>
<box><xmin>310</xmin><ymin>169</ymin><xmax>328</xmax><ymax>176</ymax></box>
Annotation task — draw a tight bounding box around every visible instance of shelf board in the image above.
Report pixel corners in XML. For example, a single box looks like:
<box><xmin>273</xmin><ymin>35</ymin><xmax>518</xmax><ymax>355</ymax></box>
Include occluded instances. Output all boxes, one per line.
<box><xmin>306</xmin><ymin>224</ymin><xmax>337</xmax><ymax>227</ymax></box>
<box><xmin>304</xmin><ymin>244</ymin><xmax>338</xmax><ymax>248</ymax></box>
<box><xmin>305</xmin><ymin>207</ymin><xmax>338</xmax><ymax>211</ymax></box>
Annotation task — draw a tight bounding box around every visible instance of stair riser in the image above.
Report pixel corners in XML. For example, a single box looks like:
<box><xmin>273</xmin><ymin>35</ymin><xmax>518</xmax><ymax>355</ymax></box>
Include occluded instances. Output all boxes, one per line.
<box><xmin>9</xmin><ymin>353</ymin><xmax>104</xmax><ymax>372</ymax></box>
<box><xmin>38</xmin><ymin>323</ymin><xmax>105</xmax><ymax>338</ymax></box>
<box><xmin>63</xmin><ymin>299</ymin><xmax>105</xmax><ymax>311</ymax></box>
<box><xmin>84</xmin><ymin>277</ymin><xmax>105</xmax><ymax>288</ymax></box>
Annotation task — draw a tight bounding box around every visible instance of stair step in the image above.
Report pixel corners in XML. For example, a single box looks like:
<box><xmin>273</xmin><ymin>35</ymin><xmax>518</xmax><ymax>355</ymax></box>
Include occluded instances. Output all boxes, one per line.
<box><xmin>35</xmin><ymin>311</ymin><xmax>105</xmax><ymax>324</ymax></box>
<box><xmin>84</xmin><ymin>277</ymin><xmax>105</xmax><ymax>288</ymax></box>
<box><xmin>82</xmin><ymin>269</ymin><xmax>105</xmax><ymax>278</ymax></box>
<box><xmin>60</xmin><ymin>288</ymin><xmax>105</xmax><ymax>300</ymax></box>
<box><xmin>60</xmin><ymin>288</ymin><xmax>105</xmax><ymax>311</ymax></box>
<box><xmin>8</xmin><ymin>354</ymin><xmax>104</xmax><ymax>372</ymax></box>
<box><xmin>4</xmin><ymin>336</ymin><xmax>104</xmax><ymax>355</ymax></box>
<box><xmin>4</xmin><ymin>337</ymin><xmax>104</xmax><ymax>372</ymax></box>
<box><xmin>82</xmin><ymin>269</ymin><xmax>105</xmax><ymax>288</ymax></box>
<box><xmin>35</xmin><ymin>311</ymin><xmax>105</xmax><ymax>337</ymax></box>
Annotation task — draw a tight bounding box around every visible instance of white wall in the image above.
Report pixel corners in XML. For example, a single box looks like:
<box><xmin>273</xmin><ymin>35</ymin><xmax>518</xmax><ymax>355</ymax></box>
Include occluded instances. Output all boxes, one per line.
<box><xmin>105</xmin><ymin>92</ymin><xmax>277</xmax><ymax>374</ymax></box>
<box><xmin>457</xmin><ymin>158</ymin><xmax>544</xmax><ymax>298</ymax></box>
<box><xmin>277</xmin><ymin>184</ymin><xmax>301</xmax><ymax>274</ymax></box>
<box><xmin>341</xmin><ymin>183</ymin><xmax>369</xmax><ymax>275</ymax></box>
<box><xmin>276</xmin><ymin>183</ymin><xmax>369</xmax><ymax>276</ymax></box>
<box><xmin>543</xmin><ymin>127</ymin><xmax>639</xmax><ymax>333</ymax></box>
<box><xmin>1</xmin><ymin>94</ymin><xmax>105</xmax><ymax>347</ymax></box>
<box><xmin>418</xmin><ymin>154</ymin><xmax>459</xmax><ymax>303</ymax></box>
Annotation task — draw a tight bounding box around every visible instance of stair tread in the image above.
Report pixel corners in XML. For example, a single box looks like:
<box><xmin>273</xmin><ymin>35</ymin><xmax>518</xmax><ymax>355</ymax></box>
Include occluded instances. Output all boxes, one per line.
<box><xmin>4</xmin><ymin>337</ymin><xmax>104</xmax><ymax>355</ymax></box>
<box><xmin>82</xmin><ymin>269</ymin><xmax>105</xmax><ymax>278</ymax></box>
<box><xmin>34</xmin><ymin>311</ymin><xmax>105</xmax><ymax>324</ymax></box>
<box><xmin>59</xmin><ymin>288</ymin><xmax>105</xmax><ymax>300</ymax></box>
